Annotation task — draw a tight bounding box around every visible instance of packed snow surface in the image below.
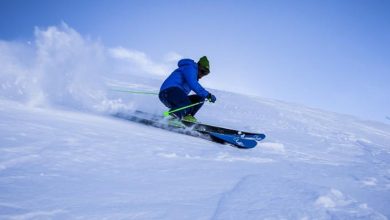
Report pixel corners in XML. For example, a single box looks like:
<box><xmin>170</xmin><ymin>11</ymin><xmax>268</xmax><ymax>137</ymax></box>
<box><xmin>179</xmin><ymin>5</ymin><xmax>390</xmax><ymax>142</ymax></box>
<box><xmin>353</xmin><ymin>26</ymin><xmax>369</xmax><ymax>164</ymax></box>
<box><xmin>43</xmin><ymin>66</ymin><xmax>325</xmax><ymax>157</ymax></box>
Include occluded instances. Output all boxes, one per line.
<box><xmin>1</xmin><ymin>24</ymin><xmax>390</xmax><ymax>219</ymax></box>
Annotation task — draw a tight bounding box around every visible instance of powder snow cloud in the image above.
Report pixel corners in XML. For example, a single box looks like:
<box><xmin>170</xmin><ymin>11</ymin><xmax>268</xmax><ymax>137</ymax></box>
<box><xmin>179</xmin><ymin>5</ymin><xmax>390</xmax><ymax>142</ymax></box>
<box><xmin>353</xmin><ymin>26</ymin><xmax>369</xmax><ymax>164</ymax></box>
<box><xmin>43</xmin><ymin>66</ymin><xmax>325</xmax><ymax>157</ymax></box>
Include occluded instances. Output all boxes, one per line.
<box><xmin>0</xmin><ymin>23</ymin><xmax>182</xmax><ymax>111</ymax></box>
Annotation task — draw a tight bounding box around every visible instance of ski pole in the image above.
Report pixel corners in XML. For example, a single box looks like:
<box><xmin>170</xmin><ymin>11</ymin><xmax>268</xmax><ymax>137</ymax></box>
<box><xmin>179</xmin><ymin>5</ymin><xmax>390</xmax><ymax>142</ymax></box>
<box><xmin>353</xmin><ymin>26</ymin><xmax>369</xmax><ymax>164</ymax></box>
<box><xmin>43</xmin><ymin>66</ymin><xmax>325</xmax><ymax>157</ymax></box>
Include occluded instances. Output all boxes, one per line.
<box><xmin>110</xmin><ymin>89</ymin><xmax>159</xmax><ymax>95</ymax></box>
<box><xmin>163</xmin><ymin>101</ymin><xmax>205</xmax><ymax>117</ymax></box>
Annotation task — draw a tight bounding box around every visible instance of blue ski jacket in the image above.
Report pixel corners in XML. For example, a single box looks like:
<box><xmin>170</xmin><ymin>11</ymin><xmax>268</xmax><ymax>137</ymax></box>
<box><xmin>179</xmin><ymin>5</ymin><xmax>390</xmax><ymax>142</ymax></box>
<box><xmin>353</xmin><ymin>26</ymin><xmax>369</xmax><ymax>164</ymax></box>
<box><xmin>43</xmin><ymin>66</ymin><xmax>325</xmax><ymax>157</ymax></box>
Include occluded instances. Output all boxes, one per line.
<box><xmin>160</xmin><ymin>59</ymin><xmax>210</xmax><ymax>98</ymax></box>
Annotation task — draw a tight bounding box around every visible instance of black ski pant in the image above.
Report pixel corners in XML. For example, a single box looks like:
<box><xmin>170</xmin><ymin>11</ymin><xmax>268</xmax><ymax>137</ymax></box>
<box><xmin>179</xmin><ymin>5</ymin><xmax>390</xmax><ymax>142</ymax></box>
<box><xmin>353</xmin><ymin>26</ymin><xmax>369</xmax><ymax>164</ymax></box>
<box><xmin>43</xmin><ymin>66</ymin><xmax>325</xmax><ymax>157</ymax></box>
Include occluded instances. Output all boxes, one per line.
<box><xmin>159</xmin><ymin>87</ymin><xmax>204</xmax><ymax>118</ymax></box>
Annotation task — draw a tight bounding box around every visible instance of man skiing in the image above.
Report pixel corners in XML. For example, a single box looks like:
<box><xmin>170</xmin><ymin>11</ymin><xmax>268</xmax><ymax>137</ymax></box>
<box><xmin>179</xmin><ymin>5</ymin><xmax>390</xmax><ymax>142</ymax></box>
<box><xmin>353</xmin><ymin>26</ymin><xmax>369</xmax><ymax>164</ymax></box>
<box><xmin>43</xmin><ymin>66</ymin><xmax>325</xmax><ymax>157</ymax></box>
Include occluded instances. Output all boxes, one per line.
<box><xmin>159</xmin><ymin>56</ymin><xmax>217</xmax><ymax>123</ymax></box>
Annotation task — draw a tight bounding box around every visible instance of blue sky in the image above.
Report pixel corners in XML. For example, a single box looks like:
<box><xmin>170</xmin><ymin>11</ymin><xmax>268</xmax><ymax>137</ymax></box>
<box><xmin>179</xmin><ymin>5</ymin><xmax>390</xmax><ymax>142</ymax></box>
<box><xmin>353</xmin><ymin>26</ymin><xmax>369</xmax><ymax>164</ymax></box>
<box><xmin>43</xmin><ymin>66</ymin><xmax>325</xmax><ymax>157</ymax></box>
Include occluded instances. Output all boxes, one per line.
<box><xmin>1</xmin><ymin>0</ymin><xmax>389</xmax><ymax>123</ymax></box>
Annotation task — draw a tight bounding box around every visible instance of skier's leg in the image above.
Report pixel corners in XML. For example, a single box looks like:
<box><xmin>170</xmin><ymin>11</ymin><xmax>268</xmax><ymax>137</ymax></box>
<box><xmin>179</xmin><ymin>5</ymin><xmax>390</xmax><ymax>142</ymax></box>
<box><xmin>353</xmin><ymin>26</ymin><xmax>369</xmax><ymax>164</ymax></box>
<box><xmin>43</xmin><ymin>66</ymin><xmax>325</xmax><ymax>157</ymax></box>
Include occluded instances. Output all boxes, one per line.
<box><xmin>159</xmin><ymin>87</ymin><xmax>191</xmax><ymax>118</ymax></box>
<box><xmin>188</xmin><ymin>95</ymin><xmax>204</xmax><ymax>116</ymax></box>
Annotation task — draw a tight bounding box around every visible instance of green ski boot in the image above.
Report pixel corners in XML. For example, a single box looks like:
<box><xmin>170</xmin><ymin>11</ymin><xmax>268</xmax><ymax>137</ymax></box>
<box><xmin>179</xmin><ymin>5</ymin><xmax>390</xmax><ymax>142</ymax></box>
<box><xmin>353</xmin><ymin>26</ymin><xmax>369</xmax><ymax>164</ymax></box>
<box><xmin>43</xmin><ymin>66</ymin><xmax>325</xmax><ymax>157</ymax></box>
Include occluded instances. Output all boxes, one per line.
<box><xmin>182</xmin><ymin>115</ymin><xmax>197</xmax><ymax>123</ymax></box>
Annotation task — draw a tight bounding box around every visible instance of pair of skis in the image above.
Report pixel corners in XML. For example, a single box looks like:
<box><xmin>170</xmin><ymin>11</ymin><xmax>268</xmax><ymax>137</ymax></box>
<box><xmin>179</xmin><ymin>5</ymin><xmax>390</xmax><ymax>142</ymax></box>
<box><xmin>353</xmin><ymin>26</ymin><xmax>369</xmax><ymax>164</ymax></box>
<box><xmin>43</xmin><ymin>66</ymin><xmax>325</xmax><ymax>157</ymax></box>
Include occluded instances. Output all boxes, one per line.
<box><xmin>114</xmin><ymin>111</ymin><xmax>266</xmax><ymax>149</ymax></box>
<box><xmin>179</xmin><ymin>120</ymin><xmax>265</xmax><ymax>148</ymax></box>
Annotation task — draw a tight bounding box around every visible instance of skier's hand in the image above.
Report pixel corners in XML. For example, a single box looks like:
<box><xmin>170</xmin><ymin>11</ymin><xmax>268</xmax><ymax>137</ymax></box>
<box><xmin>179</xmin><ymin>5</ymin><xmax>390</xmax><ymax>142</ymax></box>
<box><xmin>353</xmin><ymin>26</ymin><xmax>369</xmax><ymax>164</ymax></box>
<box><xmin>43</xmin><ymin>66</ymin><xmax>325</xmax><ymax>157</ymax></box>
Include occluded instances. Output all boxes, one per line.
<box><xmin>207</xmin><ymin>93</ymin><xmax>217</xmax><ymax>103</ymax></box>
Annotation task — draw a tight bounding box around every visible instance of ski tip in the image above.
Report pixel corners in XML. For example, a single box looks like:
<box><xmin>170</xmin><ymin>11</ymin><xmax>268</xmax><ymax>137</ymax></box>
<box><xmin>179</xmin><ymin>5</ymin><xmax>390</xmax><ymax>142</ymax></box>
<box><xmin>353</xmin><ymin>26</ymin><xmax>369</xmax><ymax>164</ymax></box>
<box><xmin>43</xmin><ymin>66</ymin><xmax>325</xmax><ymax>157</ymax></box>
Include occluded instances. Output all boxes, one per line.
<box><xmin>244</xmin><ymin>133</ymin><xmax>266</xmax><ymax>141</ymax></box>
<box><xmin>209</xmin><ymin>132</ymin><xmax>257</xmax><ymax>149</ymax></box>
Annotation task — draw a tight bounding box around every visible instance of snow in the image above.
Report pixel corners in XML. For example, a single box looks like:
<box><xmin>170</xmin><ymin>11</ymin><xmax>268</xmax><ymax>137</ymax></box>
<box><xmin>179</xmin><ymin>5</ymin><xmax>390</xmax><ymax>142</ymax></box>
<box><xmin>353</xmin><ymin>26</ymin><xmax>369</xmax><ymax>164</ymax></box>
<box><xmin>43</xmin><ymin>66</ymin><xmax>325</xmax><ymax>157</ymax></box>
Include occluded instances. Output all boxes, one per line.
<box><xmin>1</xmin><ymin>24</ymin><xmax>390</xmax><ymax>219</ymax></box>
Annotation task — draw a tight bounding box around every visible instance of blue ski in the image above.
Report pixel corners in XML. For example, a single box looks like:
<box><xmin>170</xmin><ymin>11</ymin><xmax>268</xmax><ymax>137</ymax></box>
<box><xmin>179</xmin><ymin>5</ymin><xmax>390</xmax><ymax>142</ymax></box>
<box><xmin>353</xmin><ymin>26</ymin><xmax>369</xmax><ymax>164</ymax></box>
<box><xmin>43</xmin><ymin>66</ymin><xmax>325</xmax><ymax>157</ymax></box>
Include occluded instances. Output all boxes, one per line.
<box><xmin>209</xmin><ymin>132</ymin><xmax>258</xmax><ymax>149</ymax></box>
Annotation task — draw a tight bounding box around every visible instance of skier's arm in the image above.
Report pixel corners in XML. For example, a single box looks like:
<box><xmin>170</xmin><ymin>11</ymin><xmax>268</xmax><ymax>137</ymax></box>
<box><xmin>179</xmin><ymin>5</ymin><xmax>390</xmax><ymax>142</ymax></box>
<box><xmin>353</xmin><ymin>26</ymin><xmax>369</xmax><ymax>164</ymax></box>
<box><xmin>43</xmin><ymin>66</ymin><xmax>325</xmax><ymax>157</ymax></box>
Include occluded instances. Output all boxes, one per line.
<box><xmin>182</xmin><ymin>66</ymin><xmax>209</xmax><ymax>98</ymax></box>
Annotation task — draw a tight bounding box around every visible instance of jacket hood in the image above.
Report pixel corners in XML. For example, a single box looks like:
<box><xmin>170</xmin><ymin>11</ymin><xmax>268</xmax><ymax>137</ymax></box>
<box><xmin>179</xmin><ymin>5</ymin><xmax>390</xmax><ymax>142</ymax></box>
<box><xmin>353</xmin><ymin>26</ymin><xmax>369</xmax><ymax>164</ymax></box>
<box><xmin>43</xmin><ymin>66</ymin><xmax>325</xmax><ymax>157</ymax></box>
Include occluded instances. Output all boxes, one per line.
<box><xmin>178</xmin><ymin>59</ymin><xmax>196</xmax><ymax>68</ymax></box>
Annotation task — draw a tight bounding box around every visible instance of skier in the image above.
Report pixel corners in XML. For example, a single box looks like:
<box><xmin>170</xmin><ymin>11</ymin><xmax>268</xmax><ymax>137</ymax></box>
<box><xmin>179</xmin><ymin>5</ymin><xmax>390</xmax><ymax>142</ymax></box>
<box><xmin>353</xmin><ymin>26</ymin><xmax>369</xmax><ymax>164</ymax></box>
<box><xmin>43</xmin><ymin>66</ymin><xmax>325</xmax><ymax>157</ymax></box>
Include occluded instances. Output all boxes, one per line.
<box><xmin>159</xmin><ymin>56</ymin><xmax>217</xmax><ymax>123</ymax></box>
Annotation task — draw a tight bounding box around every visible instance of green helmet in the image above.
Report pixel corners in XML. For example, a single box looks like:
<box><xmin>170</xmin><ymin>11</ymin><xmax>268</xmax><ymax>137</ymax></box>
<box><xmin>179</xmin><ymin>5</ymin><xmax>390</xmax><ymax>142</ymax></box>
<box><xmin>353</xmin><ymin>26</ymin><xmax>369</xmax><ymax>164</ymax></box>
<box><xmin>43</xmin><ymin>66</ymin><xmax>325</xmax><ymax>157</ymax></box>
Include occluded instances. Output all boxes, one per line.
<box><xmin>198</xmin><ymin>56</ymin><xmax>210</xmax><ymax>74</ymax></box>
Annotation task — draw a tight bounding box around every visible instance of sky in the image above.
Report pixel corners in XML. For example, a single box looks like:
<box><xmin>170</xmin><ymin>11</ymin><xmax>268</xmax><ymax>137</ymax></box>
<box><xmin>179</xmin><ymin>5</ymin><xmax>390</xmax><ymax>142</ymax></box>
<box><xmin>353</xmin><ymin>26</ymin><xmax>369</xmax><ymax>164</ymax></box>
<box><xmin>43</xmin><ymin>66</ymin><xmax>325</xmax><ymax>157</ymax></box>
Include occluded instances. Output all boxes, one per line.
<box><xmin>0</xmin><ymin>0</ymin><xmax>389</xmax><ymax>123</ymax></box>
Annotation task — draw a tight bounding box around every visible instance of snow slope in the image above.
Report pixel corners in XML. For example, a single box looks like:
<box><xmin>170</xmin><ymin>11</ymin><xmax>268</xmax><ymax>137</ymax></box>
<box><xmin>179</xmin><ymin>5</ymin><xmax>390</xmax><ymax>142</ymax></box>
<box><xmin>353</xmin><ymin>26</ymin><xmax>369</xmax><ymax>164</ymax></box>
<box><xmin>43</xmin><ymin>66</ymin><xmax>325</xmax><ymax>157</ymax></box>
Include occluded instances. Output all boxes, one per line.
<box><xmin>1</xmin><ymin>24</ymin><xmax>390</xmax><ymax>219</ymax></box>
<box><xmin>1</xmin><ymin>92</ymin><xmax>390</xmax><ymax>219</ymax></box>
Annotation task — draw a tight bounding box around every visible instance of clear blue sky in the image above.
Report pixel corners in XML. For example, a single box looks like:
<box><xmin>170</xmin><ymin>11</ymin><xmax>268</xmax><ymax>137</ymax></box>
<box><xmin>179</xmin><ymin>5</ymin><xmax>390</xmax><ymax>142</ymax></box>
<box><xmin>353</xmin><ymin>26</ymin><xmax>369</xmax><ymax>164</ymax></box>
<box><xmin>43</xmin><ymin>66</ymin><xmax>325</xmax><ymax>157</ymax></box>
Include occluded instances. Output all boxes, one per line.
<box><xmin>1</xmin><ymin>0</ymin><xmax>389</xmax><ymax>123</ymax></box>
